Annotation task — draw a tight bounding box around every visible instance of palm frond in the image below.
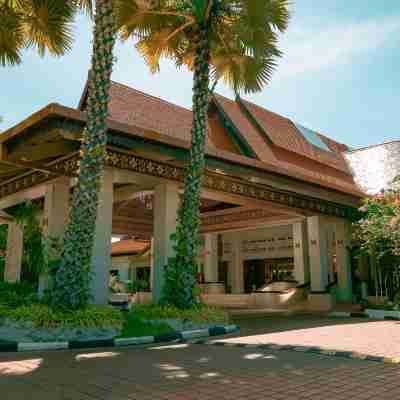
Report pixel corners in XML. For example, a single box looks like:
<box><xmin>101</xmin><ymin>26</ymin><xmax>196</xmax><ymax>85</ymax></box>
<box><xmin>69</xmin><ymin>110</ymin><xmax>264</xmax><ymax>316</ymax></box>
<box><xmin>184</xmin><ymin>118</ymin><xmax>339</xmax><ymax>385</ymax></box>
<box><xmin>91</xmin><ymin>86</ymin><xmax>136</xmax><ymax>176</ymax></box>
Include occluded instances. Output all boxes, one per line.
<box><xmin>22</xmin><ymin>0</ymin><xmax>74</xmax><ymax>57</ymax></box>
<box><xmin>120</xmin><ymin>0</ymin><xmax>289</xmax><ymax>94</ymax></box>
<box><xmin>0</xmin><ymin>2</ymin><xmax>24</xmax><ymax>66</ymax></box>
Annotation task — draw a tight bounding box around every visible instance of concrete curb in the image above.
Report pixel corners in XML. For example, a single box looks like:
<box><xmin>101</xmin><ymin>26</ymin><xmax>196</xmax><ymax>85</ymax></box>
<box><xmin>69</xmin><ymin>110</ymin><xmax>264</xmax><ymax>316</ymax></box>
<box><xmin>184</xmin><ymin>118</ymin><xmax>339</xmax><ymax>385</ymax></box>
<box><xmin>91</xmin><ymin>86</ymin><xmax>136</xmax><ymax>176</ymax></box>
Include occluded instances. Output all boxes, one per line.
<box><xmin>0</xmin><ymin>324</ymin><xmax>239</xmax><ymax>353</ymax></box>
<box><xmin>328</xmin><ymin>311</ymin><xmax>400</xmax><ymax>320</ymax></box>
<box><xmin>192</xmin><ymin>340</ymin><xmax>400</xmax><ymax>364</ymax></box>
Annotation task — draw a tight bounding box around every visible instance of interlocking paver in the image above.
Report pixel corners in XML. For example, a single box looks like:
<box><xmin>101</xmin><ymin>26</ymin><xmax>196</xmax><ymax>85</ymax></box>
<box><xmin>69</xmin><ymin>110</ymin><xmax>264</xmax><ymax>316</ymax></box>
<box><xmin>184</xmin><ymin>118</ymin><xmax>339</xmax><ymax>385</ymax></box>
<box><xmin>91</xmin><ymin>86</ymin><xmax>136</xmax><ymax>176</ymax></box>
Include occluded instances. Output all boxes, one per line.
<box><xmin>222</xmin><ymin>314</ymin><xmax>400</xmax><ymax>360</ymax></box>
<box><xmin>2</xmin><ymin>315</ymin><xmax>400</xmax><ymax>399</ymax></box>
<box><xmin>1</xmin><ymin>342</ymin><xmax>400</xmax><ymax>400</ymax></box>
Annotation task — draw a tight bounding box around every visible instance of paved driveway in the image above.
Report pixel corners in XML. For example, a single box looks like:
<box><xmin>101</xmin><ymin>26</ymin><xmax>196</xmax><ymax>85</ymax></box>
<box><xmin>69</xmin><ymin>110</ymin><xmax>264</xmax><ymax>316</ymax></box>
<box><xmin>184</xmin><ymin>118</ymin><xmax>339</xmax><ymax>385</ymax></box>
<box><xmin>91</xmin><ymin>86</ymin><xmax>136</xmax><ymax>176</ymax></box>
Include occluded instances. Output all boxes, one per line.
<box><xmin>2</xmin><ymin>314</ymin><xmax>400</xmax><ymax>400</ymax></box>
<box><xmin>2</xmin><ymin>343</ymin><xmax>400</xmax><ymax>400</ymax></box>
<box><xmin>224</xmin><ymin>314</ymin><xmax>400</xmax><ymax>360</ymax></box>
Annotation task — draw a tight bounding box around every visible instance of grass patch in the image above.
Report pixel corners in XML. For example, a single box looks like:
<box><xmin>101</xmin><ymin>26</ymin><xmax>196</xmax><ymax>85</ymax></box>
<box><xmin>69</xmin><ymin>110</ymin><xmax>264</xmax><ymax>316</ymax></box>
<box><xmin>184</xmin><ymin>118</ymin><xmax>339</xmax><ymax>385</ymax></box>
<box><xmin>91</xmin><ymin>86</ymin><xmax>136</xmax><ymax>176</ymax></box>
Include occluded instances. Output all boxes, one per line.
<box><xmin>118</xmin><ymin>312</ymin><xmax>173</xmax><ymax>338</ymax></box>
<box><xmin>366</xmin><ymin>303</ymin><xmax>400</xmax><ymax>311</ymax></box>
<box><xmin>132</xmin><ymin>304</ymin><xmax>229</xmax><ymax>324</ymax></box>
<box><xmin>1</xmin><ymin>304</ymin><xmax>124</xmax><ymax>329</ymax></box>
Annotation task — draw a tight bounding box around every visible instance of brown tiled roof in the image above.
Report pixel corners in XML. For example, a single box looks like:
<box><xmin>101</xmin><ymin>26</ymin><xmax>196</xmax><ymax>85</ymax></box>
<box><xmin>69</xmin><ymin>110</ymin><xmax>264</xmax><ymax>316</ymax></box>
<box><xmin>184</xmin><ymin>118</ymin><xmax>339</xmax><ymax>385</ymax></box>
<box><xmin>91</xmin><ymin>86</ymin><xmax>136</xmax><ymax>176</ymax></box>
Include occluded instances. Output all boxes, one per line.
<box><xmin>2</xmin><ymin>81</ymin><xmax>364</xmax><ymax>198</ymax></box>
<box><xmin>237</xmin><ymin>98</ymin><xmax>351</xmax><ymax>174</ymax></box>
<box><xmin>111</xmin><ymin>239</ymin><xmax>150</xmax><ymax>256</ymax></box>
<box><xmin>82</xmin><ymin>81</ymin><xmax>213</xmax><ymax>147</ymax></box>
<box><xmin>213</xmin><ymin>94</ymin><xmax>277</xmax><ymax>162</ymax></box>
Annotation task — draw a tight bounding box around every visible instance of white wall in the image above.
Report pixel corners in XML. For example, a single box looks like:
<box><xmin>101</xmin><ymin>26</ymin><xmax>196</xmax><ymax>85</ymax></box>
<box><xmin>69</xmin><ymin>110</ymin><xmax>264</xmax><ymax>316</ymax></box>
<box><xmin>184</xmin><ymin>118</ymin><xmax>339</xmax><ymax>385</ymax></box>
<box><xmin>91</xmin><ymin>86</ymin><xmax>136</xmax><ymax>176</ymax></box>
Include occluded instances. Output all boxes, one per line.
<box><xmin>111</xmin><ymin>255</ymin><xmax>150</xmax><ymax>281</ymax></box>
<box><xmin>221</xmin><ymin>225</ymin><xmax>293</xmax><ymax>262</ymax></box>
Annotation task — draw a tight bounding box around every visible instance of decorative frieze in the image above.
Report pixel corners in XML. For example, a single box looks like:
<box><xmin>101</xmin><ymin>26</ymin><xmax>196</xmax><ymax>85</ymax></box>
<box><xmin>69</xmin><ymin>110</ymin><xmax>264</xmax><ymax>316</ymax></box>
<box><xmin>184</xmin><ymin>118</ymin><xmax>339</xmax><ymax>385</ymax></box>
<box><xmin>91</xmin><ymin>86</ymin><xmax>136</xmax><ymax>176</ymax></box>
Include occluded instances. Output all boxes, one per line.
<box><xmin>0</xmin><ymin>148</ymin><xmax>357</xmax><ymax>219</ymax></box>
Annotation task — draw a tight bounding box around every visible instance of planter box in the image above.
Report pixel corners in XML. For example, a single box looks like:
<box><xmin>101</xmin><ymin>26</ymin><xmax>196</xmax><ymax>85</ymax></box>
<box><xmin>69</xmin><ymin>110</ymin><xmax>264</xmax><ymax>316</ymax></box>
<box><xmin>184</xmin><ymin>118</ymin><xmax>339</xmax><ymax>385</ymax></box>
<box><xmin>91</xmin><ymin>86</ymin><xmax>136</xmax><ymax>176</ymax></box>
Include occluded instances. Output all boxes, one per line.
<box><xmin>367</xmin><ymin>296</ymin><xmax>387</xmax><ymax>305</ymax></box>
<box><xmin>199</xmin><ymin>283</ymin><xmax>225</xmax><ymax>295</ymax></box>
<box><xmin>365</xmin><ymin>308</ymin><xmax>400</xmax><ymax>320</ymax></box>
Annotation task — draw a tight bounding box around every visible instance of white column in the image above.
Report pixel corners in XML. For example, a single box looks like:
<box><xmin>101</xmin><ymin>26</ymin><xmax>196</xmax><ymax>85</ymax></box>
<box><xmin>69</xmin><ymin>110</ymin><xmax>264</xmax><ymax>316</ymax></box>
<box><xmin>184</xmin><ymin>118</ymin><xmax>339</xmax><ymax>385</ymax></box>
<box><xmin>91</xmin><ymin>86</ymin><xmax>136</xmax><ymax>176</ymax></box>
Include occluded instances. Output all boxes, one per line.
<box><xmin>152</xmin><ymin>183</ymin><xmax>179</xmax><ymax>303</ymax></box>
<box><xmin>307</xmin><ymin>216</ymin><xmax>329</xmax><ymax>292</ymax></box>
<box><xmin>231</xmin><ymin>235</ymin><xmax>243</xmax><ymax>293</ymax></box>
<box><xmin>203</xmin><ymin>233</ymin><xmax>219</xmax><ymax>282</ymax></box>
<box><xmin>335</xmin><ymin>219</ymin><xmax>352</xmax><ymax>302</ymax></box>
<box><xmin>4</xmin><ymin>222</ymin><xmax>23</xmax><ymax>282</ymax></box>
<box><xmin>292</xmin><ymin>221</ymin><xmax>309</xmax><ymax>284</ymax></box>
<box><xmin>91</xmin><ymin>169</ymin><xmax>114</xmax><ymax>305</ymax></box>
<box><xmin>149</xmin><ymin>237</ymin><xmax>154</xmax><ymax>290</ymax></box>
<box><xmin>39</xmin><ymin>178</ymin><xmax>70</xmax><ymax>294</ymax></box>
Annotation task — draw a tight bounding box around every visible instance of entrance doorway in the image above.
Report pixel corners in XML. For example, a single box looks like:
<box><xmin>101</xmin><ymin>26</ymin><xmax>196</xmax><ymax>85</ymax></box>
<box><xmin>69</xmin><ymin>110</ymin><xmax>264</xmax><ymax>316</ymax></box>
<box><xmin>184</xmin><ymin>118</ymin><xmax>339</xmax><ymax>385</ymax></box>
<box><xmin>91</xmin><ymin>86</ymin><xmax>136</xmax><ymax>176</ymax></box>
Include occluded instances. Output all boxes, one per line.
<box><xmin>243</xmin><ymin>260</ymin><xmax>267</xmax><ymax>293</ymax></box>
<box><xmin>243</xmin><ymin>258</ymin><xmax>295</xmax><ymax>293</ymax></box>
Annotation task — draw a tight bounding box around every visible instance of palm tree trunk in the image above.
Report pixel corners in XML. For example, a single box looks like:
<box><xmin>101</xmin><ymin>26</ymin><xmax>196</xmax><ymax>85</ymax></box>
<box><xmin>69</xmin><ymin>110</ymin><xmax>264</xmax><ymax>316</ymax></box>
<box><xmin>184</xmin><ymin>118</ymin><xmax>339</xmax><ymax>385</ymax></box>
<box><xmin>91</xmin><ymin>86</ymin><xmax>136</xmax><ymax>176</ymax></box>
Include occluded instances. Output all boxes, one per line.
<box><xmin>51</xmin><ymin>0</ymin><xmax>116</xmax><ymax>308</ymax></box>
<box><xmin>164</xmin><ymin>25</ymin><xmax>211</xmax><ymax>308</ymax></box>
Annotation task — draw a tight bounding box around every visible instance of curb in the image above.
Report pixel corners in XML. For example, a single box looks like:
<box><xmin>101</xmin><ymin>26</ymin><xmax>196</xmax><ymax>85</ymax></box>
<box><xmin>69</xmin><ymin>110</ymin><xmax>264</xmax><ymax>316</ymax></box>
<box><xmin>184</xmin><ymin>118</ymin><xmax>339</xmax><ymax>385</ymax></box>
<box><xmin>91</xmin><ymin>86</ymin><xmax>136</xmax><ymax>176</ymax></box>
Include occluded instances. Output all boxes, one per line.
<box><xmin>328</xmin><ymin>311</ymin><xmax>400</xmax><ymax>320</ymax></box>
<box><xmin>0</xmin><ymin>324</ymin><xmax>239</xmax><ymax>353</ymax></box>
<box><xmin>191</xmin><ymin>340</ymin><xmax>400</xmax><ymax>365</ymax></box>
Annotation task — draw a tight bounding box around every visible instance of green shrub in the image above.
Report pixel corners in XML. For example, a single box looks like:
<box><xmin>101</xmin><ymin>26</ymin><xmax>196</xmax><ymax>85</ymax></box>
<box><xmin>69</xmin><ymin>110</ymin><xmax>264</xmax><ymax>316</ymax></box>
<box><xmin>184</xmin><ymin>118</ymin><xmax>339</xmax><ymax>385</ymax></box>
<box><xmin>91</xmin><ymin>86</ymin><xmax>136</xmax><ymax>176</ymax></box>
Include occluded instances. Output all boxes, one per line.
<box><xmin>119</xmin><ymin>312</ymin><xmax>172</xmax><ymax>338</ymax></box>
<box><xmin>367</xmin><ymin>303</ymin><xmax>400</xmax><ymax>311</ymax></box>
<box><xmin>0</xmin><ymin>281</ymin><xmax>38</xmax><ymax>307</ymax></box>
<box><xmin>2</xmin><ymin>304</ymin><xmax>123</xmax><ymax>329</ymax></box>
<box><xmin>126</xmin><ymin>279</ymin><xmax>149</xmax><ymax>293</ymax></box>
<box><xmin>132</xmin><ymin>304</ymin><xmax>229</xmax><ymax>324</ymax></box>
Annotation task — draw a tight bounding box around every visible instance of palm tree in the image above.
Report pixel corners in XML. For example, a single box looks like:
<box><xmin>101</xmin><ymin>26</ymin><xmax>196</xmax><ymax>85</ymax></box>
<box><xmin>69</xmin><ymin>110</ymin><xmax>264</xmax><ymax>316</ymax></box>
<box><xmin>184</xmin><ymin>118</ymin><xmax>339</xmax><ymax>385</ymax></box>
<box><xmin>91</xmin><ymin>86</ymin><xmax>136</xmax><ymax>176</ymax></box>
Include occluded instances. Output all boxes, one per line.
<box><xmin>51</xmin><ymin>0</ymin><xmax>121</xmax><ymax>308</ymax></box>
<box><xmin>0</xmin><ymin>0</ymin><xmax>74</xmax><ymax>66</ymax></box>
<box><xmin>1</xmin><ymin>0</ymin><xmax>128</xmax><ymax>308</ymax></box>
<box><xmin>121</xmin><ymin>0</ymin><xmax>290</xmax><ymax>308</ymax></box>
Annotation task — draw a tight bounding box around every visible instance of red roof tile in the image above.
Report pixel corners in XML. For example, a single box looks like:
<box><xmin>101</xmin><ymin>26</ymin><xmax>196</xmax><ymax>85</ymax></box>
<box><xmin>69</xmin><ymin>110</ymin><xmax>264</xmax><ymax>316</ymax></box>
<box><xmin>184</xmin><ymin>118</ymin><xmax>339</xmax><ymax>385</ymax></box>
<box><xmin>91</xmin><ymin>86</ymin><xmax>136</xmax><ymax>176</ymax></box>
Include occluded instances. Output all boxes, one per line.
<box><xmin>92</xmin><ymin>82</ymin><xmax>214</xmax><ymax>146</ymax></box>
<box><xmin>213</xmin><ymin>94</ymin><xmax>277</xmax><ymax>162</ymax></box>
<box><xmin>237</xmin><ymin>98</ymin><xmax>351</xmax><ymax>174</ymax></box>
<box><xmin>111</xmin><ymin>239</ymin><xmax>150</xmax><ymax>256</ymax></box>
<box><xmin>77</xmin><ymin>80</ymin><xmax>362</xmax><ymax>197</ymax></box>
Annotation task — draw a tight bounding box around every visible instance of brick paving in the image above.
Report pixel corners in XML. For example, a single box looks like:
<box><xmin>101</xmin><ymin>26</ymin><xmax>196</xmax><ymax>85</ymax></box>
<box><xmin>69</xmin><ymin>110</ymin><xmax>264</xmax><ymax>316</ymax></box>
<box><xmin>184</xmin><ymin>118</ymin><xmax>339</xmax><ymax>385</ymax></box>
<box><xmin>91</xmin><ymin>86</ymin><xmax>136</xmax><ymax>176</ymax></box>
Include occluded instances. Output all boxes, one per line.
<box><xmin>1</xmin><ymin>341</ymin><xmax>400</xmax><ymax>400</ymax></box>
<box><xmin>2</xmin><ymin>315</ymin><xmax>400</xmax><ymax>399</ymax></box>
<box><xmin>224</xmin><ymin>315</ymin><xmax>400</xmax><ymax>359</ymax></box>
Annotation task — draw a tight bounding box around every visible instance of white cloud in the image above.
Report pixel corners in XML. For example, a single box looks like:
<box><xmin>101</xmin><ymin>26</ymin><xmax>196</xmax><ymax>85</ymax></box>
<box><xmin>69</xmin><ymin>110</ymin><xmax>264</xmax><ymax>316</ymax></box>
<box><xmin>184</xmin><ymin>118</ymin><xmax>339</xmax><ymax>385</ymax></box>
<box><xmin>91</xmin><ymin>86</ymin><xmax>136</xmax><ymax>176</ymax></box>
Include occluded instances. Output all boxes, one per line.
<box><xmin>274</xmin><ymin>16</ymin><xmax>400</xmax><ymax>79</ymax></box>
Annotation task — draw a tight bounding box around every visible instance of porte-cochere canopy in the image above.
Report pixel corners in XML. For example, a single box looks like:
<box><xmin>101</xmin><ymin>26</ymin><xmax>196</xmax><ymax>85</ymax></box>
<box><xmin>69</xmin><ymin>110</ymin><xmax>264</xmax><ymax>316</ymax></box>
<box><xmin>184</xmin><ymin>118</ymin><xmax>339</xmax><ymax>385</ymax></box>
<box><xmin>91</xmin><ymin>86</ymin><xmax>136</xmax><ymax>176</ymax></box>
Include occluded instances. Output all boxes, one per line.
<box><xmin>0</xmin><ymin>81</ymin><xmax>363</xmax><ymax>219</ymax></box>
<box><xmin>0</xmin><ymin>81</ymin><xmax>364</xmax><ymax>308</ymax></box>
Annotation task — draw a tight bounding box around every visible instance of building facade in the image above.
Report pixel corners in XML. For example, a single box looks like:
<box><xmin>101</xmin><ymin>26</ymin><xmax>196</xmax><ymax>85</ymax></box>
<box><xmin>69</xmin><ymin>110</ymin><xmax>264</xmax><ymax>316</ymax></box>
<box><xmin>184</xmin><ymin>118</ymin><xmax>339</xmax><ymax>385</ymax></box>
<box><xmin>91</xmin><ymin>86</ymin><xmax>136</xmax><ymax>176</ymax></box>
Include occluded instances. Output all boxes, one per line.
<box><xmin>0</xmin><ymin>81</ymin><xmax>364</xmax><ymax>310</ymax></box>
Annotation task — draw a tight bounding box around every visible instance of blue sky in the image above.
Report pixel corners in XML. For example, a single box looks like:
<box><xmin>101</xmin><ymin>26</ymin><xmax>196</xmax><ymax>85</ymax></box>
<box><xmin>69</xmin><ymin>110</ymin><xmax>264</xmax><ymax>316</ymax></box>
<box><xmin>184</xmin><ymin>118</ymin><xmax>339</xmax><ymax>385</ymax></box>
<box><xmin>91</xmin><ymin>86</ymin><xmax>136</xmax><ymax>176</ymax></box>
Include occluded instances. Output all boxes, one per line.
<box><xmin>1</xmin><ymin>1</ymin><xmax>399</xmax><ymax>148</ymax></box>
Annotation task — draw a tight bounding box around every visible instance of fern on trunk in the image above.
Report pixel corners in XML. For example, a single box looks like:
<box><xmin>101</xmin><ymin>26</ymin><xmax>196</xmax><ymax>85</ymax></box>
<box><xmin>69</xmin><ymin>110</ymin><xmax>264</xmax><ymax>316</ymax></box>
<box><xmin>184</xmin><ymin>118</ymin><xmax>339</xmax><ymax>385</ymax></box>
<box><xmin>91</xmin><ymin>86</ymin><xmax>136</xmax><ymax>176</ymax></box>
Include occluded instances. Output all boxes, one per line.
<box><xmin>51</xmin><ymin>0</ymin><xmax>116</xmax><ymax>309</ymax></box>
<box><xmin>162</xmin><ymin>25</ymin><xmax>210</xmax><ymax>309</ymax></box>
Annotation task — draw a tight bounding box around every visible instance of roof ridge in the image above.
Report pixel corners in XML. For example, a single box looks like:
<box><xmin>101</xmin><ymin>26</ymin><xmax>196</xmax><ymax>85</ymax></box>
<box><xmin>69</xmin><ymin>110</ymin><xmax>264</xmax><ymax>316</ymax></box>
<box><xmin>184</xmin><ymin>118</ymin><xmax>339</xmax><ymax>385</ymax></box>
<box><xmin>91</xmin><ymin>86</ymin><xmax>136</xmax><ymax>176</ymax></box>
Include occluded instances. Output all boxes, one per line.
<box><xmin>110</xmin><ymin>80</ymin><xmax>192</xmax><ymax>114</ymax></box>
<box><xmin>239</xmin><ymin>96</ymin><xmax>293</xmax><ymax>123</ymax></box>
<box><xmin>239</xmin><ymin>97</ymin><xmax>348</xmax><ymax>149</ymax></box>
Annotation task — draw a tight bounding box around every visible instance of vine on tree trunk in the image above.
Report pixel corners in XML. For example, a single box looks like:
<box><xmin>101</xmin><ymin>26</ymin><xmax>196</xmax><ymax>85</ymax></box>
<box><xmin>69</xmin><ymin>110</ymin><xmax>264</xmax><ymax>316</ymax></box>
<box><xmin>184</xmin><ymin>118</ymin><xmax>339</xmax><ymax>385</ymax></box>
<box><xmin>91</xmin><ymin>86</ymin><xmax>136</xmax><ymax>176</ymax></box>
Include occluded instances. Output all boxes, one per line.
<box><xmin>162</xmin><ymin>25</ymin><xmax>211</xmax><ymax>309</ymax></box>
<box><xmin>51</xmin><ymin>0</ymin><xmax>116</xmax><ymax>309</ymax></box>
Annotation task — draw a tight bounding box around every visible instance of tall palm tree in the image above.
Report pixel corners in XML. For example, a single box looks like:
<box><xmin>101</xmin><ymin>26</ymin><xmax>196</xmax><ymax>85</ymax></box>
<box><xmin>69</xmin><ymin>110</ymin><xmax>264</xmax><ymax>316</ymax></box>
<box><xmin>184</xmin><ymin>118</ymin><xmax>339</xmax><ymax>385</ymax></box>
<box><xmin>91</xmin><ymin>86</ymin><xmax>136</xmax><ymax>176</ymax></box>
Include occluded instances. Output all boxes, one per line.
<box><xmin>1</xmin><ymin>0</ymin><xmax>132</xmax><ymax>308</ymax></box>
<box><xmin>0</xmin><ymin>0</ymin><xmax>74</xmax><ymax>66</ymax></box>
<box><xmin>51</xmin><ymin>0</ymin><xmax>121</xmax><ymax>308</ymax></box>
<box><xmin>121</xmin><ymin>0</ymin><xmax>290</xmax><ymax>308</ymax></box>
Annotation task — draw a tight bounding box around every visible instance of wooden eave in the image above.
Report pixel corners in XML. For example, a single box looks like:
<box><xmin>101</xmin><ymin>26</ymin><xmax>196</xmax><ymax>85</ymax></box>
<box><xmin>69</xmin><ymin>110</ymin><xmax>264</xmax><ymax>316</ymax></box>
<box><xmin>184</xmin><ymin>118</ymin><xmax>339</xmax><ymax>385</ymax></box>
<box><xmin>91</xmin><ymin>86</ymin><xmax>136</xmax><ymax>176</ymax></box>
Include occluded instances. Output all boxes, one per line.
<box><xmin>0</xmin><ymin>103</ymin><xmax>366</xmax><ymax>201</ymax></box>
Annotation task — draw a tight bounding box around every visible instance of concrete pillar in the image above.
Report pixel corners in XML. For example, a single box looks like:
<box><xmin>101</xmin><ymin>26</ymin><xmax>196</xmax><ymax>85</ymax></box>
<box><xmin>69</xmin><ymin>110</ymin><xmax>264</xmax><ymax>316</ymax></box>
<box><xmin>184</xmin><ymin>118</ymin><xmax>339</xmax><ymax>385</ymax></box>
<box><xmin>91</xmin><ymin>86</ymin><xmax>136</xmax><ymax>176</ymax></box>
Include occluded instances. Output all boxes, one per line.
<box><xmin>326</xmin><ymin>224</ymin><xmax>336</xmax><ymax>283</ymax></box>
<box><xmin>4</xmin><ymin>222</ymin><xmax>24</xmax><ymax>282</ymax></box>
<box><xmin>203</xmin><ymin>233</ymin><xmax>219</xmax><ymax>282</ymax></box>
<box><xmin>149</xmin><ymin>237</ymin><xmax>154</xmax><ymax>290</ymax></box>
<box><xmin>307</xmin><ymin>216</ymin><xmax>329</xmax><ymax>292</ymax></box>
<box><xmin>231</xmin><ymin>235</ymin><xmax>244</xmax><ymax>294</ymax></box>
<box><xmin>39</xmin><ymin>178</ymin><xmax>70</xmax><ymax>294</ymax></box>
<box><xmin>91</xmin><ymin>169</ymin><xmax>114</xmax><ymax>305</ymax></box>
<box><xmin>292</xmin><ymin>221</ymin><xmax>309</xmax><ymax>284</ymax></box>
<box><xmin>335</xmin><ymin>219</ymin><xmax>353</xmax><ymax>302</ymax></box>
<box><xmin>152</xmin><ymin>183</ymin><xmax>179</xmax><ymax>303</ymax></box>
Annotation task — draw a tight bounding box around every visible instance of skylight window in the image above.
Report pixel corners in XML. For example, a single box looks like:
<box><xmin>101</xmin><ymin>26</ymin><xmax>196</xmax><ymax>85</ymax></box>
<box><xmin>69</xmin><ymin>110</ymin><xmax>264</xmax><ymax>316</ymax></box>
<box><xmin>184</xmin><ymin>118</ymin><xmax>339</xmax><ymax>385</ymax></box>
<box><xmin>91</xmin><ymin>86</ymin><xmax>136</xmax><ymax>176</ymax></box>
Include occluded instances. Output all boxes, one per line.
<box><xmin>295</xmin><ymin>123</ymin><xmax>332</xmax><ymax>152</ymax></box>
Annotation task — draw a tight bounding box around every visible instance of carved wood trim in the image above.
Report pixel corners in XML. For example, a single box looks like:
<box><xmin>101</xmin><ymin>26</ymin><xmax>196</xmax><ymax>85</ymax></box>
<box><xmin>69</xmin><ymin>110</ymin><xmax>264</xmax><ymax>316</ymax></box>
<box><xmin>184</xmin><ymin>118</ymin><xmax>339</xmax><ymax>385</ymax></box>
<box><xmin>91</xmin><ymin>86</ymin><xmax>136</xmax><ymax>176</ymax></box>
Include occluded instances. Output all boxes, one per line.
<box><xmin>0</xmin><ymin>148</ymin><xmax>358</xmax><ymax>219</ymax></box>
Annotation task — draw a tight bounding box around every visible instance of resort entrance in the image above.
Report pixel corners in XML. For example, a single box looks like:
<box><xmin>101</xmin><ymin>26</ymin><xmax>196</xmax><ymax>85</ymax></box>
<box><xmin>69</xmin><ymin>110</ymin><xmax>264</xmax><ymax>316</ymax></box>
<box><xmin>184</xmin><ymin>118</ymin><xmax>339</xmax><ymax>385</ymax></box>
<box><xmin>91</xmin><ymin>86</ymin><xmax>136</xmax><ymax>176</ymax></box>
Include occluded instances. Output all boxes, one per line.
<box><xmin>0</xmin><ymin>80</ymin><xmax>361</xmax><ymax>312</ymax></box>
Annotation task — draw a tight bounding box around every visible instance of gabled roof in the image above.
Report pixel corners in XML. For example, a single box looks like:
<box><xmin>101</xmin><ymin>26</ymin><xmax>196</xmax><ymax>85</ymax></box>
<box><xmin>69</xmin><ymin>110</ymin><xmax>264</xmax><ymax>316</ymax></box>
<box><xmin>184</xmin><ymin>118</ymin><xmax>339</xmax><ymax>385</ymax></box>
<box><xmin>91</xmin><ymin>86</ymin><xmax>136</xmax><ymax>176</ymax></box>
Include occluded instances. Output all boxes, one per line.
<box><xmin>80</xmin><ymin>81</ymin><xmax>213</xmax><ymax>146</ymax></box>
<box><xmin>2</xmin><ymin>80</ymin><xmax>365</xmax><ymax>199</ymax></box>
<box><xmin>80</xmin><ymin>81</ymin><xmax>351</xmax><ymax>172</ymax></box>
<box><xmin>235</xmin><ymin>97</ymin><xmax>350</xmax><ymax>174</ymax></box>
<box><xmin>111</xmin><ymin>239</ymin><xmax>150</xmax><ymax>256</ymax></box>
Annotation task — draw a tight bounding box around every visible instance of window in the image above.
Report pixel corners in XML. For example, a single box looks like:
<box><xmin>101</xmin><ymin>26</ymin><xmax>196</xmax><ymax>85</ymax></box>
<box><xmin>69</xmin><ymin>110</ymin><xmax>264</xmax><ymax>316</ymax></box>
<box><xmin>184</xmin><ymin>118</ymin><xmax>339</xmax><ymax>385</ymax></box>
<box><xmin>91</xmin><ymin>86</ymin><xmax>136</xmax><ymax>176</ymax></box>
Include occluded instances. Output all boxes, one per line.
<box><xmin>295</xmin><ymin>123</ymin><xmax>332</xmax><ymax>152</ymax></box>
